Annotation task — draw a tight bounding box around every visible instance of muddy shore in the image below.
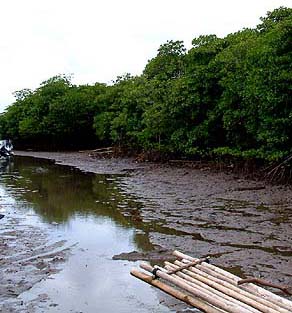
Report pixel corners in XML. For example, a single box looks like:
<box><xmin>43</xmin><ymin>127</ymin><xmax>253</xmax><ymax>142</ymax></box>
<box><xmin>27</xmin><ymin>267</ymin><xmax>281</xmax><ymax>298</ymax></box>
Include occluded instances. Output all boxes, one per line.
<box><xmin>0</xmin><ymin>196</ymin><xmax>72</xmax><ymax>312</ymax></box>
<box><xmin>4</xmin><ymin>150</ymin><xmax>292</xmax><ymax>310</ymax></box>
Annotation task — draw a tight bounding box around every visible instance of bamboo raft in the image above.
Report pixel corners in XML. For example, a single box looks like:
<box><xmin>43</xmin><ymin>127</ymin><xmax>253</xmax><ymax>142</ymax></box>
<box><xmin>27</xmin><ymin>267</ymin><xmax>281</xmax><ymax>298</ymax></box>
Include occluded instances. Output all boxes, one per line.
<box><xmin>131</xmin><ymin>250</ymin><xmax>292</xmax><ymax>313</ymax></box>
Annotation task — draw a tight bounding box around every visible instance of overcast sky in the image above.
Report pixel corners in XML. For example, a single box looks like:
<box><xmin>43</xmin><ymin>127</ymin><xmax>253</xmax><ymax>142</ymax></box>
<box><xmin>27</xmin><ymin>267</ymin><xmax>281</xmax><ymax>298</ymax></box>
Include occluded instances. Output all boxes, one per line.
<box><xmin>0</xmin><ymin>0</ymin><xmax>291</xmax><ymax>112</ymax></box>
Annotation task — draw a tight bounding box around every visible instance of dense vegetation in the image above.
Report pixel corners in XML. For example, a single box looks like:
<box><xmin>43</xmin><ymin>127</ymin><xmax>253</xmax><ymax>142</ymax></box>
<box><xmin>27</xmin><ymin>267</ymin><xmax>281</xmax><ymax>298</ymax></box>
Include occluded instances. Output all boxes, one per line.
<box><xmin>0</xmin><ymin>8</ymin><xmax>291</xmax><ymax>164</ymax></box>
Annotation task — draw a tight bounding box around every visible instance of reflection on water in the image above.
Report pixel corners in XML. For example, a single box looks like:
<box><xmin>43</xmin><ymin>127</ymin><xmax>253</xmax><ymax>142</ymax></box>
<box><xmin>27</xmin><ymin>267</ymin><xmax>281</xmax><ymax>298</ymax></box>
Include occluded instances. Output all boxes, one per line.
<box><xmin>1</xmin><ymin>157</ymin><xmax>156</xmax><ymax>250</ymax></box>
<box><xmin>0</xmin><ymin>156</ymin><xmax>175</xmax><ymax>312</ymax></box>
<box><xmin>4</xmin><ymin>157</ymin><xmax>129</xmax><ymax>224</ymax></box>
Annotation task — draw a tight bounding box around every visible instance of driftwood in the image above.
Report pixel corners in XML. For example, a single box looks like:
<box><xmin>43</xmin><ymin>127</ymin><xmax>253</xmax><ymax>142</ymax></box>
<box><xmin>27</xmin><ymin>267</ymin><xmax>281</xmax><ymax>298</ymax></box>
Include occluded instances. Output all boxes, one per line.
<box><xmin>79</xmin><ymin>147</ymin><xmax>114</xmax><ymax>154</ymax></box>
<box><xmin>92</xmin><ymin>147</ymin><xmax>113</xmax><ymax>152</ymax></box>
<box><xmin>233</xmin><ymin>186</ymin><xmax>265</xmax><ymax>192</ymax></box>
<box><xmin>238</xmin><ymin>278</ymin><xmax>292</xmax><ymax>296</ymax></box>
<box><xmin>131</xmin><ymin>250</ymin><xmax>292</xmax><ymax>313</ymax></box>
<box><xmin>169</xmin><ymin>160</ymin><xmax>201</xmax><ymax>164</ymax></box>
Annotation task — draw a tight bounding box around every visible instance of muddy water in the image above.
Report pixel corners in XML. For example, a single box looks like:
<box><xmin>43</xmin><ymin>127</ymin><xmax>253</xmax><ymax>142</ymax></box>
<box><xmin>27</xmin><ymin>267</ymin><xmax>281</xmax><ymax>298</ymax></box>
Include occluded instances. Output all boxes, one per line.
<box><xmin>0</xmin><ymin>157</ymin><xmax>182</xmax><ymax>312</ymax></box>
<box><xmin>2</xmin><ymin>152</ymin><xmax>292</xmax><ymax>312</ymax></box>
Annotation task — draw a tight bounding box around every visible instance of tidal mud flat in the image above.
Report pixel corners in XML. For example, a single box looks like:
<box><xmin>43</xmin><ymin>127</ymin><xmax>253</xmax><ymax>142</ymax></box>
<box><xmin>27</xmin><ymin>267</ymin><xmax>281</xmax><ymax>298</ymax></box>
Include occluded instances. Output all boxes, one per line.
<box><xmin>15</xmin><ymin>151</ymin><xmax>292</xmax><ymax>282</ymax></box>
<box><xmin>0</xmin><ymin>155</ymin><xmax>180</xmax><ymax>313</ymax></box>
<box><xmin>4</xmin><ymin>150</ymin><xmax>292</xmax><ymax>311</ymax></box>
<box><xmin>0</xmin><ymin>194</ymin><xmax>72</xmax><ymax>312</ymax></box>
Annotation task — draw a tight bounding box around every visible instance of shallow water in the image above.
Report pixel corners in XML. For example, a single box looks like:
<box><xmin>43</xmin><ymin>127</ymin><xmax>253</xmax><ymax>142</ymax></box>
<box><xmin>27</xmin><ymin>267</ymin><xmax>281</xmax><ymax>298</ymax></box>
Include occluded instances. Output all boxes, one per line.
<box><xmin>0</xmin><ymin>157</ymin><xmax>179</xmax><ymax>312</ymax></box>
<box><xmin>1</xmin><ymin>154</ymin><xmax>292</xmax><ymax>312</ymax></box>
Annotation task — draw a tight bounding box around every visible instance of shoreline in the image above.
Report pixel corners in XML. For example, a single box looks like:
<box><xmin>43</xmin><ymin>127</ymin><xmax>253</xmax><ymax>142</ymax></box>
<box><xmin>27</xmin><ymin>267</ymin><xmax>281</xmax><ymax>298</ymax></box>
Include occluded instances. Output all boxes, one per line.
<box><xmin>0</xmin><ymin>192</ymin><xmax>71</xmax><ymax>312</ymax></box>
<box><xmin>2</xmin><ymin>150</ymin><xmax>292</xmax><ymax>311</ymax></box>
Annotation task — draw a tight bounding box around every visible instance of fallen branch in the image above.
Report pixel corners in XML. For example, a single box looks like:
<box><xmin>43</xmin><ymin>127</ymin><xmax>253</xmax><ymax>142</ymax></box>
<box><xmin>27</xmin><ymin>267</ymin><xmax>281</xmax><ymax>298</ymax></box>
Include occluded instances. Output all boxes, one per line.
<box><xmin>238</xmin><ymin>278</ymin><xmax>292</xmax><ymax>296</ymax></box>
<box><xmin>233</xmin><ymin>186</ymin><xmax>265</xmax><ymax>192</ymax></box>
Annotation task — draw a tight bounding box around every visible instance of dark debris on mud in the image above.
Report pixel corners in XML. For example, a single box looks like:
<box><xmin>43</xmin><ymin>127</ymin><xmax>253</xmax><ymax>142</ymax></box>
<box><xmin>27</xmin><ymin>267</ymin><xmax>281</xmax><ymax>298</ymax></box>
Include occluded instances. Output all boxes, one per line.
<box><xmin>112</xmin><ymin>246</ymin><xmax>176</xmax><ymax>262</ymax></box>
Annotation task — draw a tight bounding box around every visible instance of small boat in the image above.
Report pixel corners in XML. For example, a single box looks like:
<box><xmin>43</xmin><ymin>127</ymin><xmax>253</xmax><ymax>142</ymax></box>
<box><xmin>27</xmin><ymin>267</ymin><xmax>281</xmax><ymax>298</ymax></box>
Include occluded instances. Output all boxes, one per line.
<box><xmin>0</xmin><ymin>139</ymin><xmax>13</xmax><ymax>159</ymax></box>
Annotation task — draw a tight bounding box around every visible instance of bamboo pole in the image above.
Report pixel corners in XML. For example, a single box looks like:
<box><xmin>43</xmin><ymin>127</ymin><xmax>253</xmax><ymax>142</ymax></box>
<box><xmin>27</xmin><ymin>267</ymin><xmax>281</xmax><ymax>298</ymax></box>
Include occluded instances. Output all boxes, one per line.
<box><xmin>166</xmin><ymin>261</ymin><xmax>291</xmax><ymax>313</ymax></box>
<box><xmin>174</xmin><ymin>260</ymin><xmax>292</xmax><ymax>313</ymax></box>
<box><xmin>166</xmin><ymin>257</ymin><xmax>209</xmax><ymax>275</ymax></box>
<box><xmin>130</xmin><ymin>269</ymin><xmax>226</xmax><ymax>313</ymax></box>
<box><xmin>140</xmin><ymin>263</ymin><xmax>255</xmax><ymax>313</ymax></box>
<box><xmin>195</xmin><ymin>263</ymin><xmax>238</xmax><ymax>284</ymax></box>
<box><xmin>179</xmin><ymin>252</ymin><xmax>292</xmax><ymax>312</ymax></box>
<box><xmin>164</xmin><ymin>263</ymin><xmax>261</xmax><ymax>313</ymax></box>
<box><xmin>194</xmin><ymin>263</ymin><xmax>292</xmax><ymax>312</ymax></box>
<box><xmin>173</xmin><ymin>250</ymin><xmax>292</xmax><ymax>311</ymax></box>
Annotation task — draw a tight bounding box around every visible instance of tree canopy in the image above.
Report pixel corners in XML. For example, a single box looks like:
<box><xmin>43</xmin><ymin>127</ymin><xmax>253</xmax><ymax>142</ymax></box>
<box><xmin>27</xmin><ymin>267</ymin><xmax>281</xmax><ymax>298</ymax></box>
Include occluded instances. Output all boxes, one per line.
<box><xmin>0</xmin><ymin>7</ymin><xmax>291</xmax><ymax>161</ymax></box>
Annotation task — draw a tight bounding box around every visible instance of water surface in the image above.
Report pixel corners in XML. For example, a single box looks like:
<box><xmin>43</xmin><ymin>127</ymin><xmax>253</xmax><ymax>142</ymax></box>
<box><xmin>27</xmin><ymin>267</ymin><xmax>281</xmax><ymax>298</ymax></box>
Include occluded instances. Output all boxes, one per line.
<box><xmin>2</xmin><ymin>153</ymin><xmax>291</xmax><ymax>312</ymax></box>
<box><xmin>0</xmin><ymin>157</ymin><xmax>177</xmax><ymax>312</ymax></box>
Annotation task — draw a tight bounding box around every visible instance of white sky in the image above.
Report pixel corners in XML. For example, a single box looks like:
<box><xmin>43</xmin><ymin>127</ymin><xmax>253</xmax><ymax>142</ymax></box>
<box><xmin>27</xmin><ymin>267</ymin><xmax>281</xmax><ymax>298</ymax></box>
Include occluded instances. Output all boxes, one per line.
<box><xmin>0</xmin><ymin>0</ymin><xmax>291</xmax><ymax>112</ymax></box>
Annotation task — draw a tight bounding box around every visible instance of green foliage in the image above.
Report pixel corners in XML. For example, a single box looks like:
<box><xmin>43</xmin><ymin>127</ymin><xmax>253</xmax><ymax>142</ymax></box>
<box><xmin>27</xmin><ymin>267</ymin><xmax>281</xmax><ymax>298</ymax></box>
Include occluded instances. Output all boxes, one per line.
<box><xmin>144</xmin><ymin>40</ymin><xmax>186</xmax><ymax>80</ymax></box>
<box><xmin>0</xmin><ymin>7</ymin><xmax>291</xmax><ymax>163</ymax></box>
<box><xmin>1</xmin><ymin>75</ymin><xmax>107</xmax><ymax>148</ymax></box>
<box><xmin>257</xmin><ymin>7</ymin><xmax>292</xmax><ymax>32</ymax></box>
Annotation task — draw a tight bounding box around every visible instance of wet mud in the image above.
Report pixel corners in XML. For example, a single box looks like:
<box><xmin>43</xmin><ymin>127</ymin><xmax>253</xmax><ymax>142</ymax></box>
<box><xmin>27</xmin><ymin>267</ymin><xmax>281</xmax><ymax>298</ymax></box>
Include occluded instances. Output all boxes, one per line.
<box><xmin>0</xmin><ymin>202</ymin><xmax>71</xmax><ymax>312</ymax></box>
<box><xmin>112</xmin><ymin>246</ymin><xmax>176</xmax><ymax>262</ymax></box>
<box><xmin>7</xmin><ymin>151</ymin><xmax>292</xmax><ymax>309</ymax></box>
<box><xmin>117</xmin><ymin>164</ymin><xmax>292</xmax><ymax>290</ymax></box>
